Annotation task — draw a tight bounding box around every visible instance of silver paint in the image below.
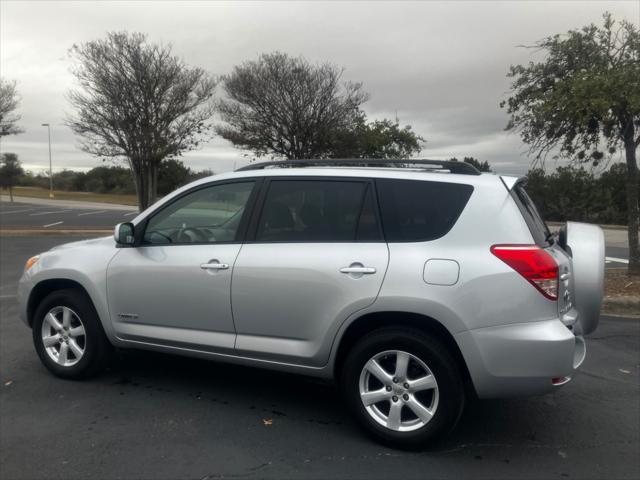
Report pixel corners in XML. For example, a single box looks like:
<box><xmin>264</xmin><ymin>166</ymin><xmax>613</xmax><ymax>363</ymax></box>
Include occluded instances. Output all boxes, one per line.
<box><xmin>18</xmin><ymin>167</ymin><xmax>605</xmax><ymax>398</ymax></box>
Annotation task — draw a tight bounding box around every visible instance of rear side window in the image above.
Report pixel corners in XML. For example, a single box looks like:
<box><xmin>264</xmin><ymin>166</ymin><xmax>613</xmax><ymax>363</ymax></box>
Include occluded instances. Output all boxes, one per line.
<box><xmin>255</xmin><ymin>180</ymin><xmax>382</xmax><ymax>242</ymax></box>
<box><xmin>512</xmin><ymin>183</ymin><xmax>551</xmax><ymax>246</ymax></box>
<box><xmin>376</xmin><ymin>179</ymin><xmax>473</xmax><ymax>242</ymax></box>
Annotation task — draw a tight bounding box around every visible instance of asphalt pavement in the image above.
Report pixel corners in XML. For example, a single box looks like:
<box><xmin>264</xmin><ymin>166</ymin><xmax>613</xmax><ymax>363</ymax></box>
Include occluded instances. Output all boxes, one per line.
<box><xmin>0</xmin><ymin>200</ymin><xmax>136</xmax><ymax>229</ymax></box>
<box><xmin>0</xmin><ymin>235</ymin><xmax>638</xmax><ymax>479</ymax></box>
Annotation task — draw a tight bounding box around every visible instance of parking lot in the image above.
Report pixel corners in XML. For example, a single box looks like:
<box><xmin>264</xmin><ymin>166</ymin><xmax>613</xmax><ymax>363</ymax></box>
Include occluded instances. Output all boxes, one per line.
<box><xmin>0</xmin><ymin>200</ymin><xmax>136</xmax><ymax>229</ymax></box>
<box><xmin>0</xmin><ymin>232</ymin><xmax>638</xmax><ymax>479</ymax></box>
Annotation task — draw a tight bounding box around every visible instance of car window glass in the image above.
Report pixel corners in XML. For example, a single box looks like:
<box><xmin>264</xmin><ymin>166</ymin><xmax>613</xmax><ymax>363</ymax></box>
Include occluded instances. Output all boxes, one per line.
<box><xmin>256</xmin><ymin>180</ymin><xmax>377</xmax><ymax>242</ymax></box>
<box><xmin>143</xmin><ymin>181</ymin><xmax>255</xmax><ymax>244</ymax></box>
<box><xmin>356</xmin><ymin>185</ymin><xmax>382</xmax><ymax>241</ymax></box>
<box><xmin>376</xmin><ymin>179</ymin><xmax>473</xmax><ymax>242</ymax></box>
<box><xmin>513</xmin><ymin>184</ymin><xmax>551</xmax><ymax>246</ymax></box>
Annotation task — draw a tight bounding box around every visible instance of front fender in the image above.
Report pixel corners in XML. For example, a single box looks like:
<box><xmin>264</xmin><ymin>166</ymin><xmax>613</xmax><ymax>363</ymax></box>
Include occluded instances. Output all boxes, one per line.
<box><xmin>19</xmin><ymin>239</ymin><xmax>119</xmax><ymax>342</ymax></box>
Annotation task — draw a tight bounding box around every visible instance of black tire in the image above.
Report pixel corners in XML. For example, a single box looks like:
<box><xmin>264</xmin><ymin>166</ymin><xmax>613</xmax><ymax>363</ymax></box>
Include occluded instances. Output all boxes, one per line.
<box><xmin>339</xmin><ymin>327</ymin><xmax>465</xmax><ymax>449</ymax></box>
<box><xmin>32</xmin><ymin>288</ymin><xmax>113</xmax><ymax>379</ymax></box>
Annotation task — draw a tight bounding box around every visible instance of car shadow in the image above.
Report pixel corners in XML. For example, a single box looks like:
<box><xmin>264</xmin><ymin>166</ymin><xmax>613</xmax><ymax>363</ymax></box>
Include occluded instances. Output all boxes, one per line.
<box><xmin>102</xmin><ymin>348</ymin><xmax>574</xmax><ymax>453</ymax></box>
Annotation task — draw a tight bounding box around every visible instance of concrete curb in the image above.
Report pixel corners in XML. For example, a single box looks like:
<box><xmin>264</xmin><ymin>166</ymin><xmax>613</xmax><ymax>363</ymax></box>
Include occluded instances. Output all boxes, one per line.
<box><xmin>0</xmin><ymin>229</ymin><xmax>110</xmax><ymax>236</ymax></box>
<box><xmin>547</xmin><ymin>221</ymin><xmax>630</xmax><ymax>231</ymax></box>
<box><xmin>1</xmin><ymin>195</ymin><xmax>137</xmax><ymax>211</ymax></box>
<box><xmin>602</xmin><ymin>296</ymin><xmax>640</xmax><ymax>316</ymax></box>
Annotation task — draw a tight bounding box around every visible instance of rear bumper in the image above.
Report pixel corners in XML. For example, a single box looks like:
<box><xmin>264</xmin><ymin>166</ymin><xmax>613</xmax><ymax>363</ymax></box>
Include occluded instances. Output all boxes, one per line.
<box><xmin>455</xmin><ymin>318</ymin><xmax>585</xmax><ymax>399</ymax></box>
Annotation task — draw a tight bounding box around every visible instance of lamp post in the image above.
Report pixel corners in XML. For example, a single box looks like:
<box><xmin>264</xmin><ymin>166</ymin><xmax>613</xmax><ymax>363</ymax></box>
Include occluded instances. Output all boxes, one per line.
<box><xmin>41</xmin><ymin>123</ymin><xmax>54</xmax><ymax>198</ymax></box>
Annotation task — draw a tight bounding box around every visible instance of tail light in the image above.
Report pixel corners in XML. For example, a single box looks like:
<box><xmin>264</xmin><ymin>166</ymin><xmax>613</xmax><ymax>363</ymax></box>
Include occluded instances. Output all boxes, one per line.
<box><xmin>490</xmin><ymin>245</ymin><xmax>558</xmax><ymax>300</ymax></box>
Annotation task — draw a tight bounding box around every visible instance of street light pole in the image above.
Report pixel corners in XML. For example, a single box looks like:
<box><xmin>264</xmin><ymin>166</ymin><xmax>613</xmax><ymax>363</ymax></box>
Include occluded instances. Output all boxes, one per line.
<box><xmin>41</xmin><ymin>123</ymin><xmax>54</xmax><ymax>198</ymax></box>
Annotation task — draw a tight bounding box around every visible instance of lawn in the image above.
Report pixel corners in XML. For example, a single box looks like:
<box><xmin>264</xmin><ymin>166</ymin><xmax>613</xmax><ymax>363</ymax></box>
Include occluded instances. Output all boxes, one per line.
<box><xmin>1</xmin><ymin>186</ymin><xmax>138</xmax><ymax>206</ymax></box>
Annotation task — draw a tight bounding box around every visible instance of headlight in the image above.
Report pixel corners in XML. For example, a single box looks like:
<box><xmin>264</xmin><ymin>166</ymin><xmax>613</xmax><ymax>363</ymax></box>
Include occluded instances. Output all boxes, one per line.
<box><xmin>24</xmin><ymin>255</ymin><xmax>40</xmax><ymax>272</ymax></box>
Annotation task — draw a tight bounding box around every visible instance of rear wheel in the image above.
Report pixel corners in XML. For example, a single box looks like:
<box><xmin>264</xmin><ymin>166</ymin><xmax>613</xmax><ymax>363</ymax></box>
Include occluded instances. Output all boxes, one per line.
<box><xmin>340</xmin><ymin>327</ymin><xmax>464</xmax><ymax>448</ymax></box>
<box><xmin>32</xmin><ymin>289</ymin><xmax>112</xmax><ymax>379</ymax></box>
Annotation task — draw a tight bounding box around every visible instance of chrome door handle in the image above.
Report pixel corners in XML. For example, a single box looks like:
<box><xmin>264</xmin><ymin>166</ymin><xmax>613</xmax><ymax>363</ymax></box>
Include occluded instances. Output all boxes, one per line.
<box><xmin>200</xmin><ymin>261</ymin><xmax>229</xmax><ymax>270</ymax></box>
<box><xmin>340</xmin><ymin>266</ymin><xmax>376</xmax><ymax>274</ymax></box>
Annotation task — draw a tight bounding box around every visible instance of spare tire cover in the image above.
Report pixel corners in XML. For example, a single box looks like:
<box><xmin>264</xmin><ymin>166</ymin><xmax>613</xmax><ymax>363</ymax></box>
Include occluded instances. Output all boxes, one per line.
<box><xmin>566</xmin><ymin>222</ymin><xmax>605</xmax><ymax>335</ymax></box>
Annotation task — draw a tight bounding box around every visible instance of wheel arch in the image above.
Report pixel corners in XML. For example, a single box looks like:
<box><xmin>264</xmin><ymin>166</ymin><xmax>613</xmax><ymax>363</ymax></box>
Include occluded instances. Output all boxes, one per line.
<box><xmin>332</xmin><ymin>311</ymin><xmax>476</xmax><ymax>396</ymax></box>
<box><xmin>27</xmin><ymin>279</ymin><xmax>93</xmax><ymax>328</ymax></box>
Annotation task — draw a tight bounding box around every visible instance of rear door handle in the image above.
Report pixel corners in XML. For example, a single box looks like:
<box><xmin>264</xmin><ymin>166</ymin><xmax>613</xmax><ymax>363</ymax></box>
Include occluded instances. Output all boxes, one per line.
<box><xmin>200</xmin><ymin>260</ymin><xmax>229</xmax><ymax>270</ymax></box>
<box><xmin>340</xmin><ymin>266</ymin><xmax>376</xmax><ymax>274</ymax></box>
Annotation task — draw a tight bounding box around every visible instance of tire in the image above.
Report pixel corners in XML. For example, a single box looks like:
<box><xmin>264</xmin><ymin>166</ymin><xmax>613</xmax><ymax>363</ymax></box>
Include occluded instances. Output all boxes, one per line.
<box><xmin>32</xmin><ymin>288</ymin><xmax>113</xmax><ymax>379</ymax></box>
<box><xmin>340</xmin><ymin>327</ymin><xmax>465</xmax><ymax>449</ymax></box>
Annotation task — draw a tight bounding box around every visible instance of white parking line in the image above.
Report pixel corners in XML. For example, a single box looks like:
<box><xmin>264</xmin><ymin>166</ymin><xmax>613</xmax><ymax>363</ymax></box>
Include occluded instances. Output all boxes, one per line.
<box><xmin>78</xmin><ymin>210</ymin><xmax>106</xmax><ymax>216</ymax></box>
<box><xmin>0</xmin><ymin>208</ymin><xmax>34</xmax><ymax>215</ymax></box>
<box><xmin>43</xmin><ymin>221</ymin><xmax>64</xmax><ymax>228</ymax></box>
<box><xmin>605</xmin><ymin>256</ymin><xmax>629</xmax><ymax>264</ymax></box>
<box><xmin>29</xmin><ymin>210</ymin><xmax>72</xmax><ymax>216</ymax></box>
<box><xmin>123</xmin><ymin>211</ymin><xmax>138</xmax><ymax>217</ymax></box>
<box><xmin>0</xmin><ymin>294</ymin><xmax>17</xmax><ymax>299</ymax></box>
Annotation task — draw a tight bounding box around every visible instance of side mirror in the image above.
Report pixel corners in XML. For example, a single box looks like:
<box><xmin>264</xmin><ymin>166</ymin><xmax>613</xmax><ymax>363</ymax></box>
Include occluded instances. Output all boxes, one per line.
<box><xmin>114</xmin><ymin>222</ymin><xmax>135</xmax><ymax>246</ymax></box>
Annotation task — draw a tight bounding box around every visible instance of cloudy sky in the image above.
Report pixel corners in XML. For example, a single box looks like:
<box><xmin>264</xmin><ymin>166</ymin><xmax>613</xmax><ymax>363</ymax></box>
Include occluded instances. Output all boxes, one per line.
<box><xmin>1</xmin><ymin>0</ymin><xmax>638</xmax><ymax>175</ymax></box>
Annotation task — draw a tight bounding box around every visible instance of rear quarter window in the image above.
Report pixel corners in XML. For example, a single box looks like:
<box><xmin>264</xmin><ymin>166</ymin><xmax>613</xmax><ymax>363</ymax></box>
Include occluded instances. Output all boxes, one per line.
<box><xmin>511</xmin><ymin>184</ymin><xmax>551</xmax><ymax>247</ymax></box>
<box><xmin>375</xmin><ymin>179</ymin><xmax>474</xmax><ymax>242</ymax></box>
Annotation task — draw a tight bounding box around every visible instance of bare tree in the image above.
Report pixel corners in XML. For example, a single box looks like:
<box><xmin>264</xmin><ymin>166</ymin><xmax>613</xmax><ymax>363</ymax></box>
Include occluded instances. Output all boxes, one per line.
<box><xmin>0</xmin><ymin>79</ymin><xmax>24</xmax><ymax>137</ymax></box>
<box><xmin>67</xmin><ymin>32</ymin><xmax>217</xmax><ymax>211</ymax></box>
<box><xmin>217</xmin><ymin>52</ymin><xmax>369</xmax><ymax>159</ymax></box>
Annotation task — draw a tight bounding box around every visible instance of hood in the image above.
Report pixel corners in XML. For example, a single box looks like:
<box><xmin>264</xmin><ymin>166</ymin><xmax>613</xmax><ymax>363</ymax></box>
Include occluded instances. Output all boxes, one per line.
<box><xmin>49</xmin><ymin>235</ymin><xmax>114</xmax><ymax>251</ymax></box>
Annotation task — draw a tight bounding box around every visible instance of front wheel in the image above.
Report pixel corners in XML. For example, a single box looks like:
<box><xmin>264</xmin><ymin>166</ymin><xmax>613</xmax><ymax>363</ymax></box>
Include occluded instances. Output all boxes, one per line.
<box><xmin>340</xmin><ymin>327</ymin><xmax>465</xmax><ymax>448</ymax></box>
<box><xmin>32</xmin><ymin>288</ymin><xmax>112</xmax><ymax>379</ymax></box>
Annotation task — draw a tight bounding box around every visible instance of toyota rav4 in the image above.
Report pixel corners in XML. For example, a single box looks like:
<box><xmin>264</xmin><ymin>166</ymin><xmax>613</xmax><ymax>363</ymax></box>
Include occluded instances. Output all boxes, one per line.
<box><xmin>18</xmin><ymin>159</ymin><xmax>604</xmax><ymax>447</ymax></box>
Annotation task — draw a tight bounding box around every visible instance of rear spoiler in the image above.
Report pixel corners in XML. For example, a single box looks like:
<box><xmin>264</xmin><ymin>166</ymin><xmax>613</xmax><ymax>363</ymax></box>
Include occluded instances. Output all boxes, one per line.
<box><xmin>500</xmin><ymin>175</ymin><xmax>527</xmax><ymax>191</ymax></box>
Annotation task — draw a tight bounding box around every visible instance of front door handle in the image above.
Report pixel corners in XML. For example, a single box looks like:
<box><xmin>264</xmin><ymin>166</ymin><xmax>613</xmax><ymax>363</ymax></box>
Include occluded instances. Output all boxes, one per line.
<box><xmin>200</xmin><ymin>260</ymin><xmax>229</xmax><ymax>270</ymax></box>
<box><xmin>340</xmin><ymin>265</ymin><xmax>376</xmax><ymax>274</ymax></box>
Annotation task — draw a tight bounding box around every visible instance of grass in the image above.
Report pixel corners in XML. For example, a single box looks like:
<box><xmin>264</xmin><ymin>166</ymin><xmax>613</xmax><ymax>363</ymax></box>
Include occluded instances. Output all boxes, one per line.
<box><xmin>1</xmin><ymin>186</ymin><xmax>138</xmax><ymax>206</ymax></box>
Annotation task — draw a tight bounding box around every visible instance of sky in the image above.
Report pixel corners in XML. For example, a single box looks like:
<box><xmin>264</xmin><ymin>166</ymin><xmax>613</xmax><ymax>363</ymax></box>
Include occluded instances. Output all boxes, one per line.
<box><xmin>1</xmin><ymin>0</ymin><xmax>638</xmax><ymax>176</ymax></box>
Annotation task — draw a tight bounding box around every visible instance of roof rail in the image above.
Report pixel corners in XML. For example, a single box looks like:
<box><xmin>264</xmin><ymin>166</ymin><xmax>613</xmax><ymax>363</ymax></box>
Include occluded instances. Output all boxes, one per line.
<box><xmin>235</xmin><ymin>159</ymin><xmax>481</xmax><ymax>175</ymax></box>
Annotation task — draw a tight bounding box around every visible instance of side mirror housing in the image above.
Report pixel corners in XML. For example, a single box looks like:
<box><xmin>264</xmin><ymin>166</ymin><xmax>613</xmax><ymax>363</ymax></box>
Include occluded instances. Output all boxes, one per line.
<box><xmin>114</xmin><ymin>222</ymin><xmax>135</xmax><ymax>246</ymax></box>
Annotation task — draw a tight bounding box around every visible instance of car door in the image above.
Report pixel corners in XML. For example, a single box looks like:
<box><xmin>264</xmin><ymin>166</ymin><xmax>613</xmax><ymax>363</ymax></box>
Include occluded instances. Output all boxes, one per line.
<box><xmin>231</xmin><ymin>177</ymin><xmax>389</xmax><ymax>367</ymax></box>
<box><xmin>107</xmin><ymin>179</ymin><xmax>258</xmax><ymax>352</ymax></box>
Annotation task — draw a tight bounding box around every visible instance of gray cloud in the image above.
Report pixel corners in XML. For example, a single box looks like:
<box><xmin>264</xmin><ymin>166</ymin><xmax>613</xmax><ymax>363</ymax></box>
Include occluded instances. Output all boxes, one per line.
<box><xmin>1</xmin><ymin>0</ymin><xmax>637</xmax><ymax>177</ymax></box>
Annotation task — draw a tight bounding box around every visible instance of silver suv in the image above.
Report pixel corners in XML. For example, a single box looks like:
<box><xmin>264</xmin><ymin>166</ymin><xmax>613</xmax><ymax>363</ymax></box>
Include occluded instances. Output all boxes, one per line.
<box><xmin>18</xmin><ymin>159</ymin><xmax>604</xmax><ymax>447</ymax></box>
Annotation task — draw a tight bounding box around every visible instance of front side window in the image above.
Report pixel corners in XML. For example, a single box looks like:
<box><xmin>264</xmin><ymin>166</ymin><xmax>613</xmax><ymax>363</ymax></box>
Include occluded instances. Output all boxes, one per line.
<box><xmin>376</xmin><ymin>179</ymin><xmax>473</xmax><ymax>242</ymax></box>
<box><xmin>255</xmin><ymin>180</ymin><xmax>380</xmax><ymax>242</ymax></box>
<box><xmin>143</xmin><ymin>181</ymin><xmax>255</xmax><ymax>244</ymax></box>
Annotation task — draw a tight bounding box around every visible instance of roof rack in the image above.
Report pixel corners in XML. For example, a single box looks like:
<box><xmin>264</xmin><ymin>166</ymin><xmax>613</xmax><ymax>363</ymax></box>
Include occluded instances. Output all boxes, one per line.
<box><xmin>235</xmin><ymin>159</ymin><xmax>481</xmax><ymax>176</ymax></box>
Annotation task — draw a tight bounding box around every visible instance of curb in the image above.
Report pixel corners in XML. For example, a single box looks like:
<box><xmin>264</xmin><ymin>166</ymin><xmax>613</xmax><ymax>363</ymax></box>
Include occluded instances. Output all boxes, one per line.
<box><xmin>602</xmin><ymin>296</ymin><xmax>640</xmax><ymax>317</ymax></box>
<box><xmin>0</xmin><ymin>229</ymin><xmax>111</xmax><ymax>236</ymax></box>
<box><xmin>547</xmin><ymin>221</ymin><xmax>630</xmax><ymax>231</ymax></box>
<box><xmin>1</xmin><ymin>195</ymin><xmax>137</xmax><ymax>211</ymax></box>
<box><xmin>603</xmin><ymin>296</ymin><xmax>640</xmax><ymax>307</ymax></box>
<box><xmin>600</xmin><ymin>312</ymin><xmax>640</xmax><ymax>319</ymax></box>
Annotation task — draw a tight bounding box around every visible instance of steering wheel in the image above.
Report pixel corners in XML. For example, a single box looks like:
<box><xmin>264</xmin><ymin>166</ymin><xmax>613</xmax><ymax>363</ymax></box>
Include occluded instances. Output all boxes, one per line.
<box><xmin>176</xmin><ymin>227</ymin><xmax>209</xmax><ymax>243</ymax></box>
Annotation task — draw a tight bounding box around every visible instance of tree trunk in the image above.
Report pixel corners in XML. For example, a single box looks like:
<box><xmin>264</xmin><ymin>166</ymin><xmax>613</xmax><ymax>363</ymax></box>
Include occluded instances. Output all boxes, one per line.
<box><xmin>8</xmin><ymin>185</ymin><xmax>13</xmax><ymax>202</ymax></box>
<box><xmin>623</xmin><ymin>132</ymin><xmax>639</xmax><ymax>275</ymax></box>
<box><xmin>134</xmin><ymin>164</ymin><xmax>148</xmax><ymax>212</ymax></box>
<box><xmin>149</xmin><ymin>163</ymin><xmax>158</xmax><ymax>206</ymax></box>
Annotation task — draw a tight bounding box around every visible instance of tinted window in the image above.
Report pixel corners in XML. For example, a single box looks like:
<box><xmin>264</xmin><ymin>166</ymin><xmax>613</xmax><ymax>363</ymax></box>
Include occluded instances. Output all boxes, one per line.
<box><xmin>356</xmin><ymin>185</ymin><xmax>381</xmax><ymax>241</ymax></box>
<box><xmin>255</xmin><ymin>180</ymin><xmax>380</xmax><ymax>242</ymax></box>
<box><xmin>512</xmin><ymin>184</ymin><xmax>551</xmax><ymax>246</ymax></box>
<box><xmin>376</xmin><ymin>179</ymin><xmax>473</xmax><ymax>242</ymax></box>
<box><xmin>144</xmin><ymin>181</ymin><xmax>255</xmax><ymax>244</ymax></box>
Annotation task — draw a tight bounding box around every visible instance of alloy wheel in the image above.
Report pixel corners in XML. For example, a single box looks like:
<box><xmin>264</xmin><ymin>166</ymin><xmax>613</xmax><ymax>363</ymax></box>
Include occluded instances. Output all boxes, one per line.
<box><xmin>358</xmin><ymin>350</ymin><xmax>439</xmax><ymax>432</ymax></box>
<box><xmin>40</xmin><ymin>306</ymin><xmax>86</xmax><ymax>367</ymax></box>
